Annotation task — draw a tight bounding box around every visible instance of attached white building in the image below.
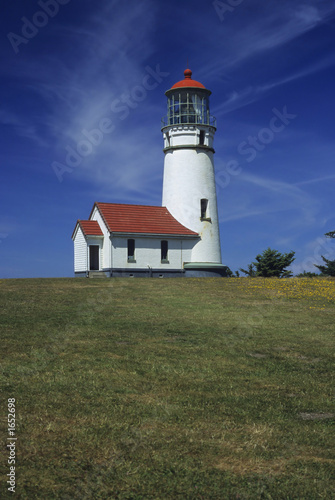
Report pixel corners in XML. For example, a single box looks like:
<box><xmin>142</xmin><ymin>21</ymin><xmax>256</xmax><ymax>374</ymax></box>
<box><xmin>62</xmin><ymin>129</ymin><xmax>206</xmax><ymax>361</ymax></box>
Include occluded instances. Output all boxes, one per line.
<box><xmin>72</xmin><ymin>202</ymin><xmax>200</xmax><ymax>277</ymax></box>
<box><xmin>72</xmin><ymin>69</ymin><xmax>228</xmax><ymax>278</ymax></box>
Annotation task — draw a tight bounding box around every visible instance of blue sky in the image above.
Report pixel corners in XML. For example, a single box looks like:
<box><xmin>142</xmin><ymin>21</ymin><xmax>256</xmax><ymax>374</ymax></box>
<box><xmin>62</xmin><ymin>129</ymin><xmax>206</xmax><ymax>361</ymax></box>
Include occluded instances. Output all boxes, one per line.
<box><xmin>1</xmin><ymin>0</ymin><xmax>335</xmax><ymax>278</ymax></box>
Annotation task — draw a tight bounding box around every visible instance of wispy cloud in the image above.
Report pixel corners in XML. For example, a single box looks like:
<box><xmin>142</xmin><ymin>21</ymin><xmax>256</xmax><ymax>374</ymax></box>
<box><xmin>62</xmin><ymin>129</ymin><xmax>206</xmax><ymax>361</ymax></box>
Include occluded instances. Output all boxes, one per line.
<box><xmin>2</xmin><ymin>0</ymin><xmax>159</xmax><ymax>146</ymax></box>
<box><xmin>214</xmin><ymin>54</ymin><xmax>335</xmax><ymax>115</ymax></box>
<box><xmin>204</xmin><ymin>1</ymin><xmax>335</xmax><ymax>77</ymax></box>
<box><xmin>295</xmin><ymin>174</ymin><xmax>335</xmax><ymax>186</ymax></box>
<box><xmin>68</xmin><ymin>126</ymin><xmax>163</xmax><ymax>201</ymax></box>
<box><xmin>221</xmin><ymin>172</ymin><xmax>319</xmax><ymax>225</ymax></box>
<box><xmin>0</xmin><ymin>109</ymin><xmax>47</xmax><ymax>146</ymax></box>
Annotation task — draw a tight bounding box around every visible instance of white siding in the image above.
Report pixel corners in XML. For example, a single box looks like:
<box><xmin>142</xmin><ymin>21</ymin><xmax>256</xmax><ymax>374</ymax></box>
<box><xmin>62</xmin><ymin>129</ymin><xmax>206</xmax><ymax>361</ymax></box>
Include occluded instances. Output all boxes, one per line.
<box><xmin>181</xmin><ymin>238</ymin><xmax>195</xmax><ymax>264</ymax></box>
<box><xmin>112</xmin><ymin>236</ymin><xmax>195</xmax><ymax>270</ymax></box>
<box><xmin>74</xmin><ymin>226</ymin><xmax>87</xmax><ymax>272</ymax></box>
<box><xmin>90</xmin><ymin>207</ymin><xmax>111</xmax><ymax>270</ymax></box>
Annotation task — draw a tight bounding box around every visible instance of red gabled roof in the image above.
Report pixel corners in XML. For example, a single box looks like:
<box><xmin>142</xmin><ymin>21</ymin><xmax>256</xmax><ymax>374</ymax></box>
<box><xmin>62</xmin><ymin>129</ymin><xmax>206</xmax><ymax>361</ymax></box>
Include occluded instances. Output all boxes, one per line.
<box><xmin>75</xmin><ymin>220</ymin><xmax>103</xmax><ymax>238</ymax></box>
<box><xmin>91</xmin><ymin>202</ymin><xmax>198</xmax><ymax>237</ymax></box>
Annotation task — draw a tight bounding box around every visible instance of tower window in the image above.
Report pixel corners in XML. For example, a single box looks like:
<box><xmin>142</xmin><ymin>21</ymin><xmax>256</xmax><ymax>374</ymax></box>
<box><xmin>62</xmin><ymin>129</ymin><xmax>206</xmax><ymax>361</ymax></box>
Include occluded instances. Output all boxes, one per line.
<box><xmin>127</xmin><ymin>239</ymin><xmax>135</xmax><ymax>262</ymax></box>
<box><xmin>199</xmin><ymin>130</ymin><xmax>205</xmax><ymax>145</ymax></box>
<box><xmin>161</xmin><ymin>240</ymin><xmax>168</xmax><ymax>263</ymax></box>
<box><xmin>200</xmin><ymin>199</ymin><xmax>209</xmax><ymax>220</ymax></box>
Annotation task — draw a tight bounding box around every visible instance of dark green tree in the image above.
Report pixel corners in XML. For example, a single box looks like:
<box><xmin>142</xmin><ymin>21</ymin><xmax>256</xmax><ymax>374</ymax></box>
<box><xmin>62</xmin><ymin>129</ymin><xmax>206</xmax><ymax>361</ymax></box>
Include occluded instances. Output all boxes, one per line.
<box><xmin>314</xmin><ymin>230</ymin><xmax>335</xmax><ymax>277</ymax></box>
<box><xmin>240</xmin><ymin>248</ymin><xmax>295</xmax><ymax>278</ymax></box>
<box><xmin>239</xmin><ymin>263</ymin><xmax>256</xmax><ymax>277</ymax></box>
<box><xmin>224</xmin><ymin>267</ymin><xmax>241</xmax><ymax>278</ymax></box>
<box><xmin>315</xmin><ymin>256</ymin><xmax>335</xmax><ymax>276</ymax></box>
<box><xmin>225</xmin><ymin>267</ymin><xmax>234</xmax><ymax>277</ymax></box>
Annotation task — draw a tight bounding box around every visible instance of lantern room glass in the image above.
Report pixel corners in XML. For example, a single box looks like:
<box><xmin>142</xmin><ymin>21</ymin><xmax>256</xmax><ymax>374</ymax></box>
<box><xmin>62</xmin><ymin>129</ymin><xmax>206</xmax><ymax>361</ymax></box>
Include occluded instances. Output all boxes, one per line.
<box><xmin>167</xmin><ymin>91</ymin><xmax>210</xmax><ymax>125</ymax></box>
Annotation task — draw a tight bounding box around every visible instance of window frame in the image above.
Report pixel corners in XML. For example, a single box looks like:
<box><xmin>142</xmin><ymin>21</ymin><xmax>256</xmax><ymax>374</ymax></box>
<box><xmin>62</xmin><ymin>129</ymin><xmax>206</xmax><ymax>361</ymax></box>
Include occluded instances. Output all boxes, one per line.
<box><xmin>127</xmin><ymin>238</ymin><xmax>136</xmax><ymax>262</ymax></box>
<box><xmin>200</xmin><ymin>198</ymin><xmax>211</xmax><ymax>222</ymax></box>
<box><xmin>161</xmin><ymin>240</ymin><xmax>169</xmax><ymax>263</ymax></box>
<box><xmin>89</xmin><ymin>245</ymin><xmax>100</xmax><ymax>271</ymax></box>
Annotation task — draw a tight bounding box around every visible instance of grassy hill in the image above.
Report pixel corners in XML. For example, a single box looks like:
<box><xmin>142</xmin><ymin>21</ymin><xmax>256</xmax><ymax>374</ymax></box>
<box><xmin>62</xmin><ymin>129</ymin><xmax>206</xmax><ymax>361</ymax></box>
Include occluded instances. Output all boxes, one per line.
<box><xmin>1</xmin><ymin>277</ymin><xmax>334</xmax><ymax>499</ymax></box>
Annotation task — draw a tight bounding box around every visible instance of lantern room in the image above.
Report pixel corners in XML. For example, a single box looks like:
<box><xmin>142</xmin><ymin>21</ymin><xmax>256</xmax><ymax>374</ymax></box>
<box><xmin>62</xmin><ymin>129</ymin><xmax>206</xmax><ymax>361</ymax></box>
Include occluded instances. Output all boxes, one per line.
<box><xmin>162</xmin><ymin>69</ymin><xmax>216</xmax><ymax>127</ymax></box>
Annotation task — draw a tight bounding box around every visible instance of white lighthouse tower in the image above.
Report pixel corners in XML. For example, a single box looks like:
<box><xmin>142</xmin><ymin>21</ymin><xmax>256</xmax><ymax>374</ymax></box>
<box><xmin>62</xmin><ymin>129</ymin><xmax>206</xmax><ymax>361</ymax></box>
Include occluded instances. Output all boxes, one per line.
<box><xmin>162</xmin><ymin>68</ymin><xmax>225</xmax><ymax>276</ymax></box>
<box><xmin>72</xmin><ymin>68</ymin><xmax>228</xmax><ymax>279</ymax></box>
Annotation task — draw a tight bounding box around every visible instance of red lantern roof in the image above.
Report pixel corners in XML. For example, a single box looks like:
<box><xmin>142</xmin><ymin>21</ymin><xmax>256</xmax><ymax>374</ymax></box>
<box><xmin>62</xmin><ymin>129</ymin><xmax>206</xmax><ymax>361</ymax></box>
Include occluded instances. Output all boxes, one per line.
<box><xmin>171</xmin><ymin>68</ymin><xmax>206</xmax><ymax>90</ymax></box>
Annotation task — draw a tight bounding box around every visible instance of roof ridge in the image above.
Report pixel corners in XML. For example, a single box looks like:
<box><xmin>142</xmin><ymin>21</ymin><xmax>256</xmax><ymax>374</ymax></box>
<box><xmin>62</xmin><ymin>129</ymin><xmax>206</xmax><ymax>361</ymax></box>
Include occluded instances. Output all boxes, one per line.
<box><xmin>96</xmin><ymin>201</ymin><xmax>165</xmax><ymax>209</ymax></box>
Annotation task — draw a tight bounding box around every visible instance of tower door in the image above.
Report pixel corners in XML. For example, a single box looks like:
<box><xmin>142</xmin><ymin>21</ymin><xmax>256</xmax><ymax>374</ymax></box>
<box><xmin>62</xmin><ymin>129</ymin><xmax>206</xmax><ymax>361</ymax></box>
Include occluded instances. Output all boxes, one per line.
<box><xmin>89</xmin><ymin>245</ymin><xmax>99</xmax><ymax>271</ymax></box>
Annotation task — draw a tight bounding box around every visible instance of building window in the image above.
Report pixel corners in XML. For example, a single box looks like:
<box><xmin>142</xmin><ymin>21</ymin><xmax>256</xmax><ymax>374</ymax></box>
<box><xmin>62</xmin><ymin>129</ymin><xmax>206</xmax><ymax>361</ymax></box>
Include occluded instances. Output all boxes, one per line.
<box><xmin>161</xmin><ymin>240</ymin><xmax>168</xmax><ymax>263</ymax></box>
<box><xmin>200</xmin><ymin>199</ymin><xmax>208</xmax><ymax>220</ymax></box>
<box><xmin>127</xmin><ymin>239</ymin><xmax>135</xmax><ymax>262</ymax></box>
<box><xmin>199</xmin><ymin>130</ymin><xmax>205</xmax><ymax>145</ymax></box>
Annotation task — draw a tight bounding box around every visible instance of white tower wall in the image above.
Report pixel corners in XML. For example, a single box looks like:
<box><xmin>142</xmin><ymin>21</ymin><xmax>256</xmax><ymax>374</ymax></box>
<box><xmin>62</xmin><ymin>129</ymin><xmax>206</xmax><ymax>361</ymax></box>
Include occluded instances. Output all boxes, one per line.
<box><xmin>162</xmin><ymin>127</ymin><xmax>221</xmax><ymax>263</ymax></box>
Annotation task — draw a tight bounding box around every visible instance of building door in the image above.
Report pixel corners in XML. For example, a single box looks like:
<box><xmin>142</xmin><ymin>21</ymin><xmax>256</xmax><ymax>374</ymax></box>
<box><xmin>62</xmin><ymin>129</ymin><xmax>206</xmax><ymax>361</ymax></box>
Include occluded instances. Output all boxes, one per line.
<box><xmin>89</xmin><ymin>245</ymin><xmax>99</xmax><ymax>271</ymax></box>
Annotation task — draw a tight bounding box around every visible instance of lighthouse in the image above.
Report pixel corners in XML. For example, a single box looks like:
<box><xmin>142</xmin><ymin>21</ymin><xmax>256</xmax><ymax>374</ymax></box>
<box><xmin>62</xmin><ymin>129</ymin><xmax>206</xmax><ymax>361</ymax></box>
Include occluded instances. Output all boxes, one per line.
<box><xmin>161</xmin><ymin>68</ymin><xmax>225</xmax><ymax>275</ymax></box>
<box><xmin>72</xmin><ymin>68</ymin><xmax>228</xmax><ymax>278</ymax></box>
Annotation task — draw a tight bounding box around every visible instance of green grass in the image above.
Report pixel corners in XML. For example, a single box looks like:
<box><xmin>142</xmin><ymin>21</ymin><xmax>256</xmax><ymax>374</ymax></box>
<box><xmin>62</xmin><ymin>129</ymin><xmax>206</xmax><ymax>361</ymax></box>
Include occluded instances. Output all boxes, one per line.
<box><xmin>1</xmin><ymin>277</ymin><xmax>334</xmax><ymax>499</ymax></box>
